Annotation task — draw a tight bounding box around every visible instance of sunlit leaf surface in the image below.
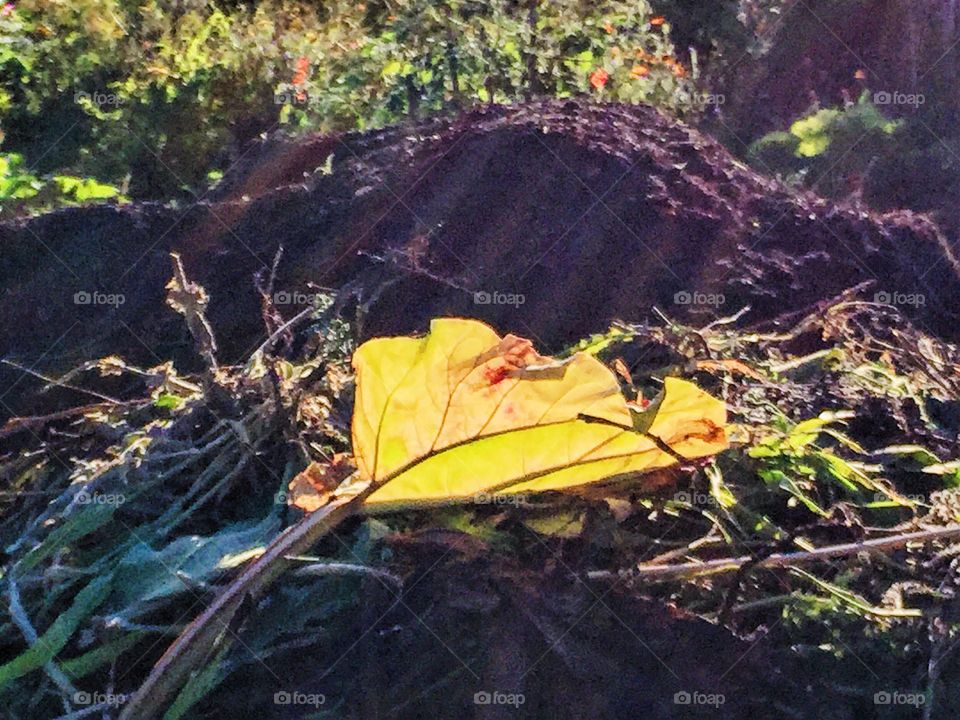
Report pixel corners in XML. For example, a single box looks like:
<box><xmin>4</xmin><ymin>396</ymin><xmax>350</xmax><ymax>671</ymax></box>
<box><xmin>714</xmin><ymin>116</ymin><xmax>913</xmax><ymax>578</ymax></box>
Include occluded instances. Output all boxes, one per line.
<box><xmin>348</xmin><ymin>318</ymin><xmax>727</xmax><ymax>509</ymax></box>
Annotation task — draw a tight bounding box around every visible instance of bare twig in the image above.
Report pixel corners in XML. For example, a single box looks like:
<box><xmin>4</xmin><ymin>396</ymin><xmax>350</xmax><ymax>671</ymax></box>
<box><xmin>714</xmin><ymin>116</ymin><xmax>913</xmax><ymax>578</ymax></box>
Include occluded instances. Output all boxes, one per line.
<box><xmin>1</xmin><ymin>359</ymin><xmax>122</xmax><ymax>404</ymax></box>
<box><xmin>587</xmin><ymin>525</ymin><xmax>960</xmax><ymax>581</ymax></box>
<box><xmin>165</xmin><ymin>253</ymin><xmax>218</xmax><ymax>369</ymax></box>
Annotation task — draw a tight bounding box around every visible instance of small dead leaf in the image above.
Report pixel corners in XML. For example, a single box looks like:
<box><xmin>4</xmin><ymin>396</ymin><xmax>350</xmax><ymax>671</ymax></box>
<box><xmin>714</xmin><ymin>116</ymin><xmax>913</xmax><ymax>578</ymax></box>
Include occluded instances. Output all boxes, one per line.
<box><xmin>612</xmin><ymin>357</ymin><xmax>633</xmax><ymax>386</ymax></box>
<box><xmin>695</xmin><ymin>358</ymin><xmax>766</xmax><ymax>381</ymax></box>
<box><xmin>288</xmin><ymin>454</ymin><xmax>356</xmax><ymax>512</ymax></box>
<box><xmin>604</xmin><ymin>497</ymin><xmax>634</xmax><ymax>522</ymax></box>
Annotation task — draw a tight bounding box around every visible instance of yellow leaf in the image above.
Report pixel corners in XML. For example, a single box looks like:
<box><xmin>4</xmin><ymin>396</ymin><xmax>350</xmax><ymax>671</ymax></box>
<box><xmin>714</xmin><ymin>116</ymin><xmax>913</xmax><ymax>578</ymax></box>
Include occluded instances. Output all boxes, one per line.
<box><xmin>351</xmin><ymin>318</ymin><xmax>727</xmax><ymax>509</ymax></box>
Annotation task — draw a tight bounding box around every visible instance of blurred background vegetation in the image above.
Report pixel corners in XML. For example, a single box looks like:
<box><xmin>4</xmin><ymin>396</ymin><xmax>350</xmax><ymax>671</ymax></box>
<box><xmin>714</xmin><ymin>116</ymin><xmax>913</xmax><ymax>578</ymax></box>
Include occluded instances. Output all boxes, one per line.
<box><xmin>3</xmin><ymin>0</ymin><xmax>959</xmax><ymax>234</ymax></box>
<box><xmin>0</xmin><ymin>0</ymin><xmax>712</xmax><ymax>212</ymax></box>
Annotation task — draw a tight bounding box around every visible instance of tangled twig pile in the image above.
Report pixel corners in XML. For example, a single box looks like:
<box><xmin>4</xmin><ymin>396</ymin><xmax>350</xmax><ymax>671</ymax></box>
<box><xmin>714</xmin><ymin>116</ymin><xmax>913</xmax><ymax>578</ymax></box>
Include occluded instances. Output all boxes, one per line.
<box><xmin>1</xmin><ymin>274</ymin><xmax>959</xmax><ymax>719</ymax></box>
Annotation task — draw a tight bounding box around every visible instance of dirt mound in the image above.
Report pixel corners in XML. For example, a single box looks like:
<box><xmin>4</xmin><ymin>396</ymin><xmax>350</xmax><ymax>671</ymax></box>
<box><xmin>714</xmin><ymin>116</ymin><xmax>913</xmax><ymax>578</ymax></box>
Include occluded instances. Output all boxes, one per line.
<box><xmin>2</xmin><ymin>99</ymin><xmax>958</xmax><ymax>415</ymax></box>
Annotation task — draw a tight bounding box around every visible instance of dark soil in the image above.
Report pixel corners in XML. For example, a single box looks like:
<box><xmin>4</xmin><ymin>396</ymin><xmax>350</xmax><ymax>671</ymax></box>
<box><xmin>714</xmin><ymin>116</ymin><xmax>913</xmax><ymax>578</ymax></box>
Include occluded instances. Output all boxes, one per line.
<box><xmin>2</xmin><ymin>99</ymin><xmax>958</xmax><ymax>417</ymax></box>
<box><xmin>207</xmin><ymin>530</ymin><xmax>855</xmax><ymax>720</ymax></box>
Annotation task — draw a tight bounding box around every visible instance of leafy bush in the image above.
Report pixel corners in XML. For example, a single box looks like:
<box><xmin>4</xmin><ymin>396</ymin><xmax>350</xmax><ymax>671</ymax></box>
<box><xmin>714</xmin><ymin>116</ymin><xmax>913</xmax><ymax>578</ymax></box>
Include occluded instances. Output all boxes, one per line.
<box><xmin>0</xmin><ymin>152</ymin><xmax>124</xmax><ymax>216</ymax></box>
<box><xmin>0</xmin><ymin>0</ymin><xmax>708</xmax><ymax>213</ymax></box>
<box><xmin>747</xmin><ymin>94</ymin><xmax>901</xmax><ymax>197</ymax></box>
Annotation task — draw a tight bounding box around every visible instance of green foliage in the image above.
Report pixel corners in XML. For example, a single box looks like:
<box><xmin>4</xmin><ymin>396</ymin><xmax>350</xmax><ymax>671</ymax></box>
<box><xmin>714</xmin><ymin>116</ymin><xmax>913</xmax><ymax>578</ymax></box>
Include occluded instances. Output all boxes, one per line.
<box><xmin>0</xmin><ymin>153</ymin><xmax>42</xmax><ymax>200</ymax></box>
<box><xmin>1</xmin><ymin>0</ymin><xmax>704</xmax><ymax>211</ymax></box>
<box><xmin>747</xmin><ymin>94</ymin><xmax>902</xmax><ymax>196</ymax></box>
<box><xmin>1</xmin><ymin>152</ymin><xmax>125</xmax><ymax>216</ymax></box>
<box><xmin>789</xmin><ymin>99</ymin><xmax>899</xmax><ymax>158</ymax></box>
<box><xmin>0</xmin><ymin>575</ymin><xmax>113</xmax><ymax>691</ymax></box>
<box><xmin>790</xmin><ymin>108</ymin><xmax>842</xmax><ymax>158</ymax></box>
<box><xmin>52</xmin><ymin>173</ymin><xmax>123</xmax><ymax>202</ymax></box>
<box><xmin>749</xmin><ymin>412</ymin><xmax>896</xmax><ymax>516</ymax></box>
<box><xmin>111</xmin><ymin>515</ymin><xmax>280</xmax><ymax>613</ymax></box>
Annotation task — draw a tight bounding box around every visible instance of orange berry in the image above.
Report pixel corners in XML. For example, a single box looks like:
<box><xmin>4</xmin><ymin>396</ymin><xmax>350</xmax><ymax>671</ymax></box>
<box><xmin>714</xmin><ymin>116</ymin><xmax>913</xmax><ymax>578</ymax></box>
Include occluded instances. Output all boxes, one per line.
<box><xmin>589</xmin><ymin>68</ymin><xmax>609</xmax><ymax>89</ymax></box>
